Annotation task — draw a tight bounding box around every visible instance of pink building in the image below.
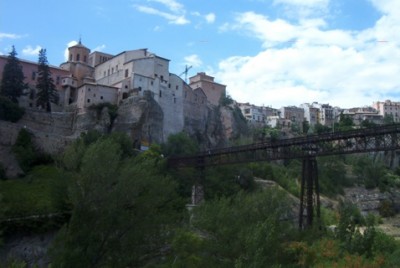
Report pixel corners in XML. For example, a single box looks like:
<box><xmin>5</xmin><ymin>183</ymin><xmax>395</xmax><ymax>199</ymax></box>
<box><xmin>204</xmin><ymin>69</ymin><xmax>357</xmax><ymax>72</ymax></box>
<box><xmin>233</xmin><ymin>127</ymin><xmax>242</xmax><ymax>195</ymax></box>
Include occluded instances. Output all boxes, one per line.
<box><xmin>189</xmin><ymin>72</ymin><xmax>226</xmax><ymax>106</ymax></box>
<box><xmin>0</xmin><ymin>55</ymin><xmax>70</xmax><ymax>108</ymax></box>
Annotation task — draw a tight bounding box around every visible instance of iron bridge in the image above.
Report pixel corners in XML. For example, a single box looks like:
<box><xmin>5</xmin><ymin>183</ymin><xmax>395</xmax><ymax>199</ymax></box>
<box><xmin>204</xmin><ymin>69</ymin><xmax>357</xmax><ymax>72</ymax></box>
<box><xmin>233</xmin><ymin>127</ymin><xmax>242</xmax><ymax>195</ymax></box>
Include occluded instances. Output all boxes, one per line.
<box><xmin>168</xmin><ymin>124</ymin><xmax>400</xmax><ymax>228</ymax></box>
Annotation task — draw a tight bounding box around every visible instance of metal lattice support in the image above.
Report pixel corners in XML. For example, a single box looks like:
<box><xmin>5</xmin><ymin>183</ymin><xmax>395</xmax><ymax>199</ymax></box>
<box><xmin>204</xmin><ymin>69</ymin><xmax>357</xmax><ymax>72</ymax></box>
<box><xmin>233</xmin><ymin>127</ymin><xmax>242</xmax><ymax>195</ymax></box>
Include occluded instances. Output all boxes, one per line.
<box><xmin>299</xmin><ymin>157</ymin><xmax>320</xmax><ymax>229</ymax></box>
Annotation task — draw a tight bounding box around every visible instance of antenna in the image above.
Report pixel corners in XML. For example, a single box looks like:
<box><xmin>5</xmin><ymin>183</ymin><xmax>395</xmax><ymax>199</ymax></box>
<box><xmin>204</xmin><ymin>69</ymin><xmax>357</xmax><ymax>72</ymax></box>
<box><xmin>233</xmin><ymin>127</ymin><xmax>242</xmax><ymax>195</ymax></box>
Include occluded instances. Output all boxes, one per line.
<box><xmin>179</xmin><ymin>65</ymin><xmax>192</xmax><ymax>83</ymax></box>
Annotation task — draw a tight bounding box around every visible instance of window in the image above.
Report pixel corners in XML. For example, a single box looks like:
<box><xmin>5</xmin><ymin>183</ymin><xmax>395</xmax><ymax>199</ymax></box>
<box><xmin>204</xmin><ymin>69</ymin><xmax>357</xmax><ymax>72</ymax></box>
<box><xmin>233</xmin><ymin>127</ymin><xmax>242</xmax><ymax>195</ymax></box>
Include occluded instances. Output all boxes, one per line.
<box><xmin>160</xmin><ymin>75</ymin><xmax>164</xmax><ymax>81</ymax></box>
<box><xmin>168</xmin><ymin>83</ymin><xmax>171</xmax><ymax>88</ymax></box>
<box><xmin>159</xmin><ymin>90</ymin><xmax>162</xmax><ymax>97</ymax></box>
<box><xmin>88</xmin><ymin>88</ymin><xmax>91</xmax><ymax>91</ymax></box>
<box><xmin>151</xmin><ymin>81</ymin><xmax>154</xmax><ymax>85</ymax></box>
<box><xmin>176</xmin><ymin>85</ymin><xmax>179</xmax><ymax>90</ymax></box>
<box><xmin>125</xmin><ymin>69</ymin><xmax>128</xmax><ymax>78</ymax></box>
<box><xmin>56</xmin><ymin>76</ymin><xmax>60</xmax><ymax>85</ymax></box>
<box><xmin>100</xmin><ymin>96</ymin><xmax>103</xmax><ymax>100</ymax></box>
<box><xmin>87</xmin><ymin>99</ymin><xmax>91</xmax><ymax>103</ymax></box>
<box><xmin>108</xmin><ymin>70</ymin><xmax>110</xmax><ymax>75</ymax></box>
<box><xmin>84</xmin><ymin>55</ymin><xmax>87</xmax><ymax>62</ymax></box>
<box><xmin>138</xmin><ymin>87</ymin><xmax>142</xmax><ymax>91</ymax></box>
<box><xmin>125</xmin><ymin>85</ymin><xmax>128</xmax><ymax>89</ymax></box>
<box><xmin>31</xmin><ymin>71</ymin><xmax>36</xmax><ymax>80</ymax></box>
<box><xmin>116</xmin><ymin>65</ymin><xmax>118</xmax><ymax>70</ymax></box>
<box><xmin>104</xmin><ymin>71</ymin><xmax>106</xmax><ymax>77</ymax></box>
<box><xmin>93</xmin><ymin>94</ymin><xmax>96</xmax><ymax>97</ymax></box>
<box><xmin>112</xmin><ymin>67</ymin><xmax>114</xmax><ymax>73</ymax></box>
<box><xmin>76</xmin><ymin>54</ymin><xmax>80</xmax><ymax>61</ymax></box>
<box><xmin>174</xmin><ymin>98</ymin><xmax>176</xmax><ymax>103</ymax></box>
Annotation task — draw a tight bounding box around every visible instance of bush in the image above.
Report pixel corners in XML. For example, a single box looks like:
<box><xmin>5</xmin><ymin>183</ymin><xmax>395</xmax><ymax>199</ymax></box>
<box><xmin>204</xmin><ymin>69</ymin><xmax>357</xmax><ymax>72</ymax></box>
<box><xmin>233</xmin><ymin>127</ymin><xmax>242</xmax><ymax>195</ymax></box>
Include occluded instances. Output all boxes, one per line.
<box><xmin>379</xmin><ymin>200</ymin><xmax>396</xmax><ymax>217</ymax></box>
<box><xmin>12</xmin><ymin>129</ymin><xmax>36</xmax><ymax>172</ymax></box>
<box><xmin>0</xmin><ymin>162</ymin><xmax>6</xmax><ymax>180</ymax></box>
<box><xmin>0</xmin><ymin>96</ymin><xmax>25</xmax><ymax>122</ymax></box>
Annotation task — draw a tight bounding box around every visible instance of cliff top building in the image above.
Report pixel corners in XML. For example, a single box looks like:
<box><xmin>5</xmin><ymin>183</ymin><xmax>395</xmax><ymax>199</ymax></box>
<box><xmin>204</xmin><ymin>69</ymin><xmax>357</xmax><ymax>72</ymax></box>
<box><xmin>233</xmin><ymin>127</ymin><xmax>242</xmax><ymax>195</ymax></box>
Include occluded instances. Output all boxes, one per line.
<box><xmin>189</xmin><ymin>72</ymin><xmax>226</xmax><ymax>106</ymax></box>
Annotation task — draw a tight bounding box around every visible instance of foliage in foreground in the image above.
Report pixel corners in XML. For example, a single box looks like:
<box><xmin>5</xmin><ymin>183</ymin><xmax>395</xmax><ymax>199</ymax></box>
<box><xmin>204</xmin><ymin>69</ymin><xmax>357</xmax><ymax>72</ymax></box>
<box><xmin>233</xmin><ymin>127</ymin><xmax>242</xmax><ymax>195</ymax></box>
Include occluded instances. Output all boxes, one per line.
<box><xmin>50</xmin><ymin>135</ymin><xmax>184</xmax><ymax>267</ymax></box>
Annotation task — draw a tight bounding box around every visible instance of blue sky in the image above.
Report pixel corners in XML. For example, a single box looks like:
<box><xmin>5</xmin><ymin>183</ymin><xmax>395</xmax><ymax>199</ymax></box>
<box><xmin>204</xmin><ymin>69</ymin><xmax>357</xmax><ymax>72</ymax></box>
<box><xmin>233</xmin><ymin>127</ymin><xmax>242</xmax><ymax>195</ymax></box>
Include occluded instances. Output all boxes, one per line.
<box><xmin>1</xmin><ymin>0</ymin><xmax>400</xmax><ymax>108</ymax></box>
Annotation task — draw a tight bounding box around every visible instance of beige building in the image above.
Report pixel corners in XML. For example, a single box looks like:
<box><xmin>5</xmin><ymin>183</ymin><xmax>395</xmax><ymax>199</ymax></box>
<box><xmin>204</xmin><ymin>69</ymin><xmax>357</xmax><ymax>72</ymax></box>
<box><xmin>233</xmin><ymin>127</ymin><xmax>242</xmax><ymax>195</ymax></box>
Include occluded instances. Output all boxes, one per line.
<box><xmin>373</xmin><ymin>100</ymin><xmax>400</xmax><ymax>123</ymax></box>
<box><xmin>238</xmin><ymin>102</ymin><xmax>279</xmax><ymax>125</ymax></box>
<box><xmin>189</xmin><ymin>72</ymin><xmax>226</xmax><ymax>106</ymax></box>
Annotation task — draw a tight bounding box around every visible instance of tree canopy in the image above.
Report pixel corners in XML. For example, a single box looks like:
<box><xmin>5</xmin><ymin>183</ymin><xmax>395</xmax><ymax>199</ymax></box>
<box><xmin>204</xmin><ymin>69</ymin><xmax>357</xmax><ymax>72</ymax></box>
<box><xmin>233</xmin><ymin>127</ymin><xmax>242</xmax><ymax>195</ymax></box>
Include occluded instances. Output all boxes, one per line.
<box><xmin>36</xmin><ymin>49</ymin><xmax>58</xmax><ymax>112</ymax></box>
<box><xmin>0</xmin><ymin>46</ymin><xmax>26</xmax><ymax>103</ymax></box>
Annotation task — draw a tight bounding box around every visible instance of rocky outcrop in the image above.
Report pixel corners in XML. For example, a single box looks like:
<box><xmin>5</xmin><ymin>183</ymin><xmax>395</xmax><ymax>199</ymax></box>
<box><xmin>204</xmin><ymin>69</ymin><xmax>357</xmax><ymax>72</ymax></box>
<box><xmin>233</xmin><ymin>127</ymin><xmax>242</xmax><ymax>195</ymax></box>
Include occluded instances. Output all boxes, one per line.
<box><xmin>0</xmin><ymin>231</ymin><xmax>56</xmax><ymax>268</ymax></box>
<box><xmin>344</xmin><ymin>186</ymin><xmax>400</xmax><ymax>215</ymax></box>
<box><xmin>113</xmin><ymin>91</ymin><xmax>164</xmax><ymax>147</ymax></box>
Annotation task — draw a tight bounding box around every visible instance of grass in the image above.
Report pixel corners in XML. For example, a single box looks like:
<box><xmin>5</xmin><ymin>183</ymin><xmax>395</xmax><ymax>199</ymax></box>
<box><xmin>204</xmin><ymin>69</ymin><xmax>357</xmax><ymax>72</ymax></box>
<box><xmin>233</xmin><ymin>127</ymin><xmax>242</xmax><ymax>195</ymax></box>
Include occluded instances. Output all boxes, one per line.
<box><xmin>0</xmin><ymin>165</ymin><xmax>68</xmax><ymax>219</ymax></box>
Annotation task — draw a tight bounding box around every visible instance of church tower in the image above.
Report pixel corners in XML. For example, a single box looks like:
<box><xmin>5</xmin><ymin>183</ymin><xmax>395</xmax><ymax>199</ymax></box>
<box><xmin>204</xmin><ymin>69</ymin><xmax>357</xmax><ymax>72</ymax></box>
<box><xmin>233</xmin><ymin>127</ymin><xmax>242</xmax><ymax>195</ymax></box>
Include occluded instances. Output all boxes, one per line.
<box><xmin>67</xmin><ymin>39</ymin><xmax>90</xmax><ymax>64</ymax></box>
<box><xmin>60</xmin><ymin>39</ymin><xmax>94</xmax><ymax>108</ymax></box>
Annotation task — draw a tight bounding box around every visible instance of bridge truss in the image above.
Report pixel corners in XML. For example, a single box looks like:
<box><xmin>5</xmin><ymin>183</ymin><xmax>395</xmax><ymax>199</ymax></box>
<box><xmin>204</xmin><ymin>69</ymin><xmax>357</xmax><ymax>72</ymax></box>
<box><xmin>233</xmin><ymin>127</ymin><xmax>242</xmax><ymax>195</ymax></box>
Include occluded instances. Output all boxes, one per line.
<box><xmin>168</xmin><ymin>124</ymin><xmax>400</xmax><ymax>228</ymax></box>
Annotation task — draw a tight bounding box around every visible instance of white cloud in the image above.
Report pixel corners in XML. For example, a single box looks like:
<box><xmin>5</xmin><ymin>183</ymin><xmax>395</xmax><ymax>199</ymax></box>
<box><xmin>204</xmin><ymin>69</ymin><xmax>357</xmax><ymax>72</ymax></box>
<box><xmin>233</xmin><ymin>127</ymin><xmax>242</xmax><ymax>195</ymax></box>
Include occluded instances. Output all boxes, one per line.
<box><xmin>135</xmin><ymin>5</ymin><xmax>189</xmax><ymax>25</ymax></box>
<box><xmin>205</xmin><ymin>13</ymin><xmax>216</xmax><ymax>24</ymax></box>
<box><xmin>184</xmin><ymin>54</ymin><xmax>202</xmax><ymax>68</ymax></box>
<box><xmin>273</xmin><ymin>0</ymin><xmax>330</xmax><ymax>18</ymax></box>
<box><xmin>93</xmin><ymin>44</ymin><xmax>106</xmax><ymax>52</ymax></box>
<box><xmin>274</xmin><ymin>0</ymin><xmax>329</xmax><ymax>7</ymax></box>
<box><xmin>215</xmin><ymin>7</ymin><xmax>400</xmax><ymax>109</ymax></box>
<box><xmin>22</xmin><ymin>45</ymin><xmax>42</xmax><ymax>57</ymax></box>
<box><xmin>0</xmin><ymin>33</ymin><xmax>22</xmax><ymax>41</ymax></box>
<box><xmin>148</xmin><ymin>0</ymin><xmax>184</xmax><ymax>13</ymax></box>
<box><xmin>134</xmin><ymin>0</ymin><xmax>189</xmax><ymax>25</ymax></box>
<box><xmin>64</xmin><ymin>40</ymin><xmax>78</xmax><ymax>61</ymax></box>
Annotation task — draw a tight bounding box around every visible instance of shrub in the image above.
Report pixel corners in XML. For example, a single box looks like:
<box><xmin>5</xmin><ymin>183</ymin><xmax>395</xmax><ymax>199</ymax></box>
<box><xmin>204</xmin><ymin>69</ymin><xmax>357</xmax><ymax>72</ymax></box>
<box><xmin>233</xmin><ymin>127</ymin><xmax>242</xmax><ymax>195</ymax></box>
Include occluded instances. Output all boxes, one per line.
<box><xmin>0</xmin><ymin>96</ymin><xmax>25</xmax><ymax>122</ymax></box>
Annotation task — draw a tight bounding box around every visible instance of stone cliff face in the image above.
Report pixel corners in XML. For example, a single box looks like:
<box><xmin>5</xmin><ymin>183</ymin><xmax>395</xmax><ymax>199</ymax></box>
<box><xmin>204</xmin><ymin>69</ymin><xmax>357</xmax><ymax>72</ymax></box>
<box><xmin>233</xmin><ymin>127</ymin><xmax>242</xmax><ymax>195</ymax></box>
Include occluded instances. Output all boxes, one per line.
<box><xmin>0</xmin><ymin>92</ymin><xmax>249</xmax><ymax>177</ymax></box>
<box><xmin>113</xmin><ymin>91</ymin><xmax>164</xmax><ymax>147</ymax></box>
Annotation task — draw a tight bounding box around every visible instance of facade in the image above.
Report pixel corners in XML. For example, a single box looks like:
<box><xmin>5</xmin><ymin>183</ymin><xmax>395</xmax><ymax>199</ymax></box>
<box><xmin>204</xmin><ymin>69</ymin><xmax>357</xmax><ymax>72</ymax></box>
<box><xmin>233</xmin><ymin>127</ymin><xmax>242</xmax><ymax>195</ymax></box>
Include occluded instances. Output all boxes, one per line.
<box><xmin>189</xmin><ymin>72</ymin><xmax>226</xmax><ymax>106</ymax></box>
<box><xmin>312</xmin><ymin>102</ymin><xmax>335</xmax><ymax>127</ymax></box>
<box><xmin>300</xmin><ymin>103</ymin><xmax>319</xmax><ymax>127</ymax></box>
<box><xmin>237</xmin><ymin>102</ymin><xmax>278</xmax><ymax>125</ymax></box>
<box><xmin>0</xmin><ymin>55</ymin><xmax>70</xmax><ymax>110</ymax></box>
<box><xmin>373</xmin><ymin>100</ymin><xmax>400</xmax><ymax>123</ymax></box>
<box><xmin>280</xmin><ymin>106</ymin><xmax>305</xmax><ymax>131</ymax></box>
<box><xmin>342</xmin><ymin>107</ymin><xmax>383</xmax><ymax>126</ymax></box>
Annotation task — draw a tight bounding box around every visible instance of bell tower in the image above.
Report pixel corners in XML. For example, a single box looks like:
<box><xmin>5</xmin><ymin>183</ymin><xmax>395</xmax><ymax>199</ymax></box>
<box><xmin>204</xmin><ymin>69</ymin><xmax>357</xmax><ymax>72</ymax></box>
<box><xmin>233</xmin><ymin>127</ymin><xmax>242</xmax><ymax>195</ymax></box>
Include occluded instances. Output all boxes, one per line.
<box><xmin>68</xmin><ymin>38</ymin><xmax>90</xmax><ymax>64</ymax></box>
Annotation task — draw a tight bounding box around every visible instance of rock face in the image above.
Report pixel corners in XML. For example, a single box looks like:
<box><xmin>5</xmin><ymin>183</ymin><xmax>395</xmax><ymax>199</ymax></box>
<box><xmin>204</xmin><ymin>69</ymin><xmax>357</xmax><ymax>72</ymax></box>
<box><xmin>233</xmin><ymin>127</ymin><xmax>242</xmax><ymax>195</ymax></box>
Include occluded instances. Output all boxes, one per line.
<box><xmin>0</xmin><ymin>231</ymin><xmax>56</xmax><ymax>268</ymax></box>
<box><xmin>0</xmin><ymin>92</ymin><xmax>249</xmax><ymax>177</ymax></box>
<box><xmin>113</xmin><ymin>92</ymin><xmax>164</xmax><ymax>147</ymax></box>
<box><xmin>344</xmin><ymin>186</ymin><xmax>400</xmax><ymax>215</ymax></box>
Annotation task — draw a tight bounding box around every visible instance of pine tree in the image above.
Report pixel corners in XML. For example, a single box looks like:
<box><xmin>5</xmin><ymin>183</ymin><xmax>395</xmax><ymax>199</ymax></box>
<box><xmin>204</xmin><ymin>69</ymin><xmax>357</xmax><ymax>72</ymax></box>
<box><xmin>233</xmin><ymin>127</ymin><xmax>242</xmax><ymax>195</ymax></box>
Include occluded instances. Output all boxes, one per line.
<box><xmin>36</xmin><ymin>48</ymin><xmax>58</xmax><ymax>112</ymax></box>
<box><xmin>0</xmin><ymin>46</ymin><xmax>26</xmax><ymax>103</ymax></box>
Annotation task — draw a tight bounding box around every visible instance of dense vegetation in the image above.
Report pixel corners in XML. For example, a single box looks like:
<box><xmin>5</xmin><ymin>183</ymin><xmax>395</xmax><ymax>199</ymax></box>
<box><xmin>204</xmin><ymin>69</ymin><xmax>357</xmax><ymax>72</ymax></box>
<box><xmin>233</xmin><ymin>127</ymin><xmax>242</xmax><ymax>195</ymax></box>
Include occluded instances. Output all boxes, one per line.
<box><xmin>1</xmin><ymin>130</ymin><xmax>400</xmax><ymax>267</ymax></box>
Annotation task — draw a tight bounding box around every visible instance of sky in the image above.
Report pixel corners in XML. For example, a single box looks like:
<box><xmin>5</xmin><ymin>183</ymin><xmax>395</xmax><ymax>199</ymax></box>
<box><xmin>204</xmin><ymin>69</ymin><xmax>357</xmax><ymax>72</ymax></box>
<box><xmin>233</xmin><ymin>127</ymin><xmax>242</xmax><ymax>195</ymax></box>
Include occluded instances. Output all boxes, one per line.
<box><xmin>1</xmin><ymin>0</ymin><xmax>400</xmax><ymax>109</ymax></box>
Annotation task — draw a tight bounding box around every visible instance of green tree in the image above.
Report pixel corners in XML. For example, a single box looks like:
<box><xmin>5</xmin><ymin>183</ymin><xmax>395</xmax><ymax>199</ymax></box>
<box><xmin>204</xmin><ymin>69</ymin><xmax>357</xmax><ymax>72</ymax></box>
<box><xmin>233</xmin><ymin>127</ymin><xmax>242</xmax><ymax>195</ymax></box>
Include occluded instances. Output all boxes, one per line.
<box><xmin>383</xmin><ymin>114</ymin><xmax>395</xmax><ymax>125</ymax></box>
<box><xmin>36</xmin><ymin>48</ymin><xmax>58</xmax><ymax>112</ymax></box>
<box><xmin>170</xmin><ymin>189</ymin><xmax>295</xmax><ymax>267</ymax></box>
<box><xmin>334</xmin><ymin>113</ymin><xmax>354</xmax><ymax>131</ymax></box>
<box><xmin>0</xmin><ymin>46</ymin><xmax>26</xmax><ymax>103</ymax></box>
<box><xmin>51</xmin><ymin>137</ymin><xmax>182</xmax><ymax>267</ymax></box>
<box><xmin>314</xmin><ymin>123</ymin><xmax>331</xmax><ymax>134</ymax></box>
<box><xmin>162</xmin><ymin>132</ymin><xmax>199</xmax><ymax>157</ymax></box>
<box><xmin>0</xmin><ymin>96</ymin><xmax>25</xmax><ymax>122</ymax></box>
<box><xmin>12</xmin><ymin>129</ymin><xmax>37</xmax><ymax>172</ymax></box>
<box><xmin>302</xmin><ymin>120</ymin><xmax>310</xmax><ymax>134</ymax></box>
